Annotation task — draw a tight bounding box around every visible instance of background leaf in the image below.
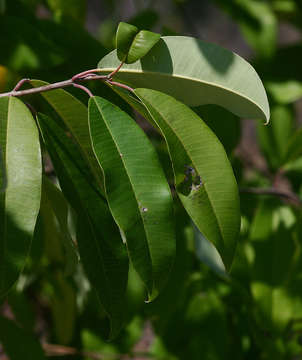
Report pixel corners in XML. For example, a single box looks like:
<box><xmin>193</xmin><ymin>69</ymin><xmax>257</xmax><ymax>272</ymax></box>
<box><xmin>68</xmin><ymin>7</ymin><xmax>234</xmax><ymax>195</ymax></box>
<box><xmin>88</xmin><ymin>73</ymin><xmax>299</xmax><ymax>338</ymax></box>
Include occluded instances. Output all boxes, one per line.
<box><xmin>0</xmin><ymin>316</ymin><xmax>45</xmax><ymax>359</ymax></box>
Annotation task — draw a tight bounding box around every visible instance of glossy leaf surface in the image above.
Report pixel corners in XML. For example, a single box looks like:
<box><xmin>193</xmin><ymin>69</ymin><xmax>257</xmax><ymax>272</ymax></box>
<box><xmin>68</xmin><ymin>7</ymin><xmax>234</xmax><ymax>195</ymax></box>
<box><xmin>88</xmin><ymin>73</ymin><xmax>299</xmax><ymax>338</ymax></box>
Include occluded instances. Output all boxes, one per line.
<box><xmin>99</xmin><ymin>36</ymin><xmax>270</xmax><ymax>121</ymax></box>
<box><xmin>135</xmin><ymin>89</ymin><xmax>240</xmax><ymax>270</ymax></box>
<box><xmin>37</xmin><ymin>112</ymin><xmax>128</xmax><ymax>338</ymax></box>
<box><xmin>30</xmin><ymin>80</ymin><xmax>105</xmax><ymax>192</ymax></box>
<box><xmin>116</xmin><ymin>22</ymin><xmax>160</xmax><ymax>64</ymax></box>
<box><xmin>0</xmin><ymin>97</ymin><xmax>41</xmax><ymax>296</ymax></box>
<box><xmin>88</xmin><ymin>96</ymin><xmax>175</xmax><ymax>300</ymax></box>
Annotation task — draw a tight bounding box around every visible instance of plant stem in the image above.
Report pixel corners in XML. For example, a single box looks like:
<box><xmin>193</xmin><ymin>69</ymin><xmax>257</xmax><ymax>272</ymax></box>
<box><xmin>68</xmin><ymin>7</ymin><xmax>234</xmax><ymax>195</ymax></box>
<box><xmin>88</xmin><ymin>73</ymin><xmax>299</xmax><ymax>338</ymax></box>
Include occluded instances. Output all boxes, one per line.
<box><xmin>240</xmin><ymin>187</ymin><xmax>302</xmax><ymax>207</ymax></box>
<box><xmin>0</xmin><ymin>79</ymin><xmax>73</xmax><ymax>98</ymax></box>
<box><xmin>0</xmin><ymin>65</ymin><xmax>133</xmax><ymax>98</ymax></box>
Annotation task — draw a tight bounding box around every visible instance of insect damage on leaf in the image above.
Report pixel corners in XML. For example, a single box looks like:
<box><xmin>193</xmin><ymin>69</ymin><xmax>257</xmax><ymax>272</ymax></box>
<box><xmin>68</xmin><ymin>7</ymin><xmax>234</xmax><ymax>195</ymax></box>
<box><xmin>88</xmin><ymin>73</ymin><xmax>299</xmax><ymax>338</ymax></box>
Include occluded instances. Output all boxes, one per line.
<box><xmin>177</xmin><ymin>165</ymin><xmax>203</xmax><ymax>196</ymax></box>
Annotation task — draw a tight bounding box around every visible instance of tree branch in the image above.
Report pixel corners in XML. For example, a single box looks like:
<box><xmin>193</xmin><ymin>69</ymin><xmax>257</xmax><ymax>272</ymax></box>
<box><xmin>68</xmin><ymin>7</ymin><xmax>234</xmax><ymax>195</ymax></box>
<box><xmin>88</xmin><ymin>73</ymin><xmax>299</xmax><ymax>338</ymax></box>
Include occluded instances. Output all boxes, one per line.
<box><xmin>240</xmin><ymin>187</ymin><xmax>302</xmax><ymax>207</ymax></box>
<box><xmin>42</xmin><ymin>343</ymin><xmax>152</xmax><ymax>359</ymax></box>
<box><xmin>0</xmin><ymin>64</ymin><xmax>133</xmax><ymax>98</ymax></box>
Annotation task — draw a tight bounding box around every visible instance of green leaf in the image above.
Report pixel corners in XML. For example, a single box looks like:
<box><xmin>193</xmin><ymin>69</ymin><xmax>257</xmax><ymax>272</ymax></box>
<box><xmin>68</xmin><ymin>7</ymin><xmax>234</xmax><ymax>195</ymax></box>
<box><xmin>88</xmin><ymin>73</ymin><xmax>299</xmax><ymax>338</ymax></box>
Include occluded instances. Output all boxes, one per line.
<box><xmin>194</xmin><ymin>225</ymin><xmax>227</xmax><ymax>278</ymax></box>
<box><xmin>116</xmin><ymin>22</ymin><xmax>161</xmax><ymax>64</ymax></box>
<box><xmin>0</xmin><ymin>16</ymin><xmax>64</xmax><ymax>71</ymax></box>
<box><xmin>37</xmin><ymin>112</ymin><xmax>128</xmax><ymax>338</ymax></box>
<box><xmin>50</xmin><ymin>272</ymin><xmax>76</xmax><ymax>344</ymax></box>
<box><xmin>116</xmin><ymin>22</ymin><xmax>139</xmax><ymax>61</ymax></box>
<box><xmin>0</xmin><ymin>97</ymin><xmax>41</xmax><ymax>296</ymax></box>
<box><xmin>283</xmin><ymin>126</ymin><xmax>302</xmax><ymax>165</ymax></box>
<box><xmin>41</xmin><ymin>176</ymin><xmax>78</xmax><ymax>276</ymax></box>
<box><xmin>98</xmin><ymin>36</ymin><xmax>270</xmax><ymax>122</ymax></box>
<box><xmin>267</xmin><ymin>80</ymin><xmax>302</xmax><ymax>104</ymax></box>
<box><xmin>135</xmin><ymin>89</ymin><xmax>240</xmax><ymax>270</ymax></box>
<box><xmin>88</xmin><ymin>96</ymin><xmax>175</xmax><ymax>300</ymax></box>
<box><xmin>30</xmin><ymin>80</ymin><xmax>105</xmax><ymax>192</ymax></box>
<box><xmin>257</xmin><ymin>105</ymin><xmax>294</xmax><ymax>169</ymax></box>
<box><xmin>47</xmin><ymin>0</ymin><xmax>86</xmax><ymax>24</ymax></box>
<box><xmin>0</xmin><ymin>316</ymin><xmax>45</xmax><ymax>360</ymax></box>
<box><xmin>216</xmin><ymin>0</ymin><xmax>277</xmax><ymax>58</ymax></box>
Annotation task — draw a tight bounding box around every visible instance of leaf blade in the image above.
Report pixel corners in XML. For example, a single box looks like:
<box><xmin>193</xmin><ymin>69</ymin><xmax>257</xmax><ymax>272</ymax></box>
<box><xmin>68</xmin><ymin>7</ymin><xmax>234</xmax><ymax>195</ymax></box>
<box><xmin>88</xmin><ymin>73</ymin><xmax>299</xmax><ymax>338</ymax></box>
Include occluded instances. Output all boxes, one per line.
<box><xmin>88</xmin><ymin>96</ymin><xmax>175</xmax><ymax>300</ymax></box>
<box><xmin>135</xmin><ymin>88</ymin><xmax>240</xmax><ymax>270</ymax></box>
<box><xmin>0</xmin><ymin>97</ymin><xmax>41</xmax><ymax>296</ymax></box>
<box><xmin>37</xmin><ymin>112</ymin><xmax>128</xmax><ymax>338</ymax></box>
<box><xmin>98</xmin><ymin>36</ymin><xmax>270</xmax><ymax>122</ymax></box>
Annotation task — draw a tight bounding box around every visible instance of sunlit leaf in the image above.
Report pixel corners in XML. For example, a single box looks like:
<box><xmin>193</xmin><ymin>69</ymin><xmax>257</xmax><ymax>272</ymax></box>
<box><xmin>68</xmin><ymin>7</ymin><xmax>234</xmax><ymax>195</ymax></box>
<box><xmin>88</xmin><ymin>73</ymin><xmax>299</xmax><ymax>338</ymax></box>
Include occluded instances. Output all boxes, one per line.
<box><xmin>116</xmin><ymin>22</ymin><xmax>160</xmax><ymax>64</ymax></box>
<box><xmin>0</xmin><ymin>97</ymin><xmax>41</xmax><ymax>296</ymax></box>
<box><xmin>99</xmin><ymin>36</ymin><xmax>270</xmax><ymax>122</ymax></box>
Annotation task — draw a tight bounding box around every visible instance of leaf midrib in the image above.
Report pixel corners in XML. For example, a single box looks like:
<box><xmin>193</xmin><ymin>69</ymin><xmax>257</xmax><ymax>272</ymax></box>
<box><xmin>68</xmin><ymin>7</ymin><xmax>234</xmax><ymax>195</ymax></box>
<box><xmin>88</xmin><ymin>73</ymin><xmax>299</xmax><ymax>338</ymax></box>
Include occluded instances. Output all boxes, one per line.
<box><xmin>40</xmin><ymin>117</ymin><xmax>114</xmax><ymax>319</ymax></box>
<box><xmin>139</xmin><ymin>95</ymin><xmax>226</xmax><ymax>249</ymax></box>
<box><xmin>93</xmin><ymin>99</ymin><xmax>153</xmax><ymax>290</ymax></box>
<box><xmin>98</xmin><ymin>67</ymin><xmax>266</xmax><ymax>119</ymax></box>
<box><xmin>0</xmin><ymin>98</ymin><xmax>10</xmax><ymax>292</ymax></box>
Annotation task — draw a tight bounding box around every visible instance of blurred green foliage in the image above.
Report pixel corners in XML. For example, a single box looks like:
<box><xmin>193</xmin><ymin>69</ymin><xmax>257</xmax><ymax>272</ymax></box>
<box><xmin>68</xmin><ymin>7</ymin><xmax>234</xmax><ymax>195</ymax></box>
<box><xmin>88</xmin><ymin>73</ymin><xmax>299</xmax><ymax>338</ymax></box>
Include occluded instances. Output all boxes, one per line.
<box><xmin>1</xmin><ymin>0</ymin><xmax>302</xmax><ymax>359</ymax></box>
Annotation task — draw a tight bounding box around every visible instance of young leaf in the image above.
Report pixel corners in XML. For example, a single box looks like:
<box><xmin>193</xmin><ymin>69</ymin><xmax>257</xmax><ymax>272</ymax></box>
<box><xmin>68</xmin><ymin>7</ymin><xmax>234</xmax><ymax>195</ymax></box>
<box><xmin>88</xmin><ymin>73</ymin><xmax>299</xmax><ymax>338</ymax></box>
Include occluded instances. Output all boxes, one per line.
<box><xmin>116</xmin><ymin>22</ymin><xmax>139</xmax><ymax>61</ymax></box>
<box><xmin>116</xmin><ymin>22</ymin><xmax>161</xmax><ymax>64</ymax></box>
<box><xmin>37</xmin><ymin>113</ymin><xmax>128</xmax><ymax>338</ymax></box>
<box><xmin>98</xmin><ymin>36</ymin><xmax>270</xmax><ymax>122</ymax></box>
<box><xmin>0</xmin><ymin>97</ymin><xmax>41</xmax><ymax>296</ymax></box>
<box><xmin>88</xmin><ymin>96</ymin><xmax>175</xmax><ymax>300</ymax></box>
<box><xmin>135</xmin><ymin>89</ymin><xmax>240</xmax><ymax>270</ymax></box>
<box><xmin>0</xmin><ymin>316</ymin><xmax>45</xmax><ymax>360</ymax></box>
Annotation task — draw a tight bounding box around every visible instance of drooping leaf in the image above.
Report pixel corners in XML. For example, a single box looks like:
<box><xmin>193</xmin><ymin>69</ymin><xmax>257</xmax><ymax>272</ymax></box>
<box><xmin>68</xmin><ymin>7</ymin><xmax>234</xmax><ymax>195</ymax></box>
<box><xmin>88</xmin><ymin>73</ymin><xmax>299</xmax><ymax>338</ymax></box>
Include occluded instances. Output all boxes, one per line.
<box><xmin>215</xmin><ymin>0</ymin><xmax>277</xmax><ymax>58</ymax></box>
<box><xmin>0</xmin><ymin>316</ymin><xmax>45</xmax><ymax>360</ymax></box>
<box><xmin>194</xmin><ymin>225</ymin><xmax>228</xmax><ymax>278</ymax></box>
<box><xmin>283</xmin><ymin>126</ymin><xmax>302</xmax><ymax>166</ymax></box>
<box><xmin>30</xmin><ymin>80</ymin><xmax>105</xmax><ymax>192</ymax></box>
<box><xmin>257</xmin><ymin>105</ymin><xmax>294</xmax><ymax>170</ymax></box>
<box><xmin>116</xmin><ymin>22</ymin><xmax>160</xmax><ymax>64</ymax></box>
<box><xmin>41</xmin><ymin>176</ymin><xmax>78</xmax><ymax>276</ymax></box>
<box><xmin>98</xmin><ymin>36</ymin><xmax>270</xmax><ymax>122</ymax></box>
<box><xmin>50</xmin><ymin>272</ymin><xmax>77</xmax><ymax>345</ymax></box>
<box><xmin>88</xmin><ymin>96</ymin><xmax>175</xmax><ymax>300</ymax></box>
<box><xmin>37</xmin><ymin>112</ymin><xmax>128</xmax><ymax>338</ymax></box>
<box><xmin>135</xmin><ymin>88</ymin><xmax>240</xmax><ymax>270</ymax></box>
<box><xmin>0</xmin><ymin>97</ymin><xmax>41</xmax><ymax>296</ymax></box>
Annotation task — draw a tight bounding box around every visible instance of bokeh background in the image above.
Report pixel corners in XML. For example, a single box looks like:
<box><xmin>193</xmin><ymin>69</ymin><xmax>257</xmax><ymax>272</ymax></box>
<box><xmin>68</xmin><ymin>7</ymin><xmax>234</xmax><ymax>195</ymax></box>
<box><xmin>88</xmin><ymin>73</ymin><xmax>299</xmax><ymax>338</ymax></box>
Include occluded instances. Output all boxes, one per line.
<box><xmin>1</xmin><ymin>1</ymin><xmax>302</xmax><ymax>359</ymax></box>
